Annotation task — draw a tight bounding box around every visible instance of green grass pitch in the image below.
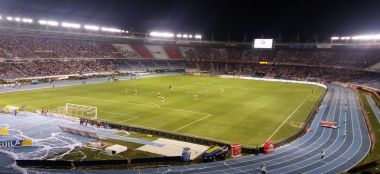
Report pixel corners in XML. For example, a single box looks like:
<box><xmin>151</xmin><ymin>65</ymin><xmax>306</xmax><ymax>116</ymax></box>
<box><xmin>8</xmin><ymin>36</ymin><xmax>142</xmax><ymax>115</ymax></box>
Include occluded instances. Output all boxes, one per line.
<box><xmin>0</xmin><ymin>75</ymin><xmax>324</xmax><ymax>146</ymax></box>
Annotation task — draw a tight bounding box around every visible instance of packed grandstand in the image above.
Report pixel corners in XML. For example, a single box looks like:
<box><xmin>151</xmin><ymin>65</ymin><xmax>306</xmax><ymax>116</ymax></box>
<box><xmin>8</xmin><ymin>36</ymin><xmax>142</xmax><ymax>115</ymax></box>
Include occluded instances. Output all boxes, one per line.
<box><xmin>0</xmin><ymin>30</ymin><xmax>379</xmax><ymax>86</ymax></box>
<box><xmin>0</xmin><ymin>15</ymin><xmax>379</xmax><ymax>174</ymax></box>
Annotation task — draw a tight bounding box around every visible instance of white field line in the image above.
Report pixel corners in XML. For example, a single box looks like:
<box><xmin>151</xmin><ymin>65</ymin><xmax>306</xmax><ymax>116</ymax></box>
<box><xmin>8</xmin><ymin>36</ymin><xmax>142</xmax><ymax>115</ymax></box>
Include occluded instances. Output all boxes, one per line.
<box><xmin>118</xmin><ymin>117</ymin><xmax>139</xmax><ymax>123</ymax></box>
<box><xmin>69</xmin><ymin>96</ymin><xmax>160</xmax><ymax>108</ymax></box>
<box><xmin>163</xmin><ymin>106</ymin><xmax>211</xmax><ymax>116</ymax></box>
<box><xmin>67</xmin><ymin>96</ymin><xmax>215</xmax><ymax>128</ymax></box>
<box><xmin>99</xmin><ymin>110</ymin><xmax>139</xmax><ymax>123</ymax></box>
<box><xmin>0</xmin><ymin>124</ymin><xmax>9</xmax><ymax>129</ymax></box>
<box><xmin>124</xmin><ymin>122</ymin><xmax>249</xmax><ymax>147</ymax></box>
<box><xmin>267</xmin><ymin>92</ymin><xmax>314</xmax><ymax>141</ymax></box>
<box><xmin>173</xmin><ymin>114</ymin><xmax>213</xmax><ymax>132</ymax></box>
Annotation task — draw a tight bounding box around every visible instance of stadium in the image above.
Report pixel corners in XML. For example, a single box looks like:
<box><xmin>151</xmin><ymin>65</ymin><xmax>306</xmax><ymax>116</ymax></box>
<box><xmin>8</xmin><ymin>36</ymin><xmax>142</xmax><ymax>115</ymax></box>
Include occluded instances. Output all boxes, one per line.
<box><xmin>0</xmin><ymin>0</ymin><xmax>379</xmax><ymax>174</ymax></box>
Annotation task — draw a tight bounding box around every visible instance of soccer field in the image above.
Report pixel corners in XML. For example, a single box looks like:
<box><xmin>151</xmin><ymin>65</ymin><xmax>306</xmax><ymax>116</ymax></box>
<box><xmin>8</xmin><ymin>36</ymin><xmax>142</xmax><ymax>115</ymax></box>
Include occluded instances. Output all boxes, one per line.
<box><xmin>0</xmin><ymin>75</ymin><xmax>324</xmax><ymax>146</ymax></box>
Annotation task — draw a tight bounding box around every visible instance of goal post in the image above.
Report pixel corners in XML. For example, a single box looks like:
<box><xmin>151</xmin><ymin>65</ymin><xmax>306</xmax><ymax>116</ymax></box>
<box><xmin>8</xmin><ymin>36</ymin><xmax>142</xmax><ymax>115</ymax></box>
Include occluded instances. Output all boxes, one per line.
<box><xmin>63</xmin><ymin>103</ymin><xmax>98</xmax><ymax>119</ymax></box>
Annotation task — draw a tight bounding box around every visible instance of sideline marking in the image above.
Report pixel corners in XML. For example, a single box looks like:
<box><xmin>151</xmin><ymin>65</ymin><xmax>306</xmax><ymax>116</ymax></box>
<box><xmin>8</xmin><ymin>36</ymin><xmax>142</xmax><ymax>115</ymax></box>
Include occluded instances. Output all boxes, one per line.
<box><xmin>173</xmin><ymin>114</ymin><xmax>213</xmax><ymax>132</ymax></box>
<box><xmin>267</xmin><ymin>92</ymin><xmax>314</xmax><ymax>141</ymax></box>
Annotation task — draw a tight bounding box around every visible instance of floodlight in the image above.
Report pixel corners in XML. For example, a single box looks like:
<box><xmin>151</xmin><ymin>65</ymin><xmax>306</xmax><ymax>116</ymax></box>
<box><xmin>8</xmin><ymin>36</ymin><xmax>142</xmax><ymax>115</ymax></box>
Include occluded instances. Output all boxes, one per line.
<box><xmin>176</xmin><ymin>34</ymin><xmax>182</xmax><ymax>38</ymax></box>
<box><xmin>39</xmin><ymin>20</ymin><xmax>58</xmax><ymax>26</ymax></box>
<box><xmin>352</xmin><ymin>35</ymin><xmax>372</xmax><ymax>40</ymax></box>
<box><xmin>22</xmin><ymin>18</ymin><xmax>33</xmax><ymax>23</ymax></box>
<box><xmin>38</xmin><ymin>20</ymin><xmax>47</xmax><ymax>25</ymax></box>
<box><xmin>374</xmin><ymin>35</ymin><xmax>380</xmax><ymax>40</ymax></box>
<box><xmin>183</xmin><ymin>34</ymin><xmax>188</xmax><ymax>38</ymax></box>
<box><xmin>47</xmin><ymin>20</ymin><xmax>58</xmax><ymax>26</ymax></box>
<box><xmin>149</xmin><ymin>31</ymin><xmax>174</xmax><ymax>38</ymax></box>
<box><xmin>84</xmin><ymin>25</ymin><xmax>100</xmax><ymax>31</ymax></box>
<box><xmin>101</xmin><ymin>27</ymin><xmax>122</xmax><ymax>33</ymax></box>
<box><xmin>6</xmin><ymin>16</ymin><xmax>13</xmax><ymax>21</ymax></box>
<box><xmin>14</xmin><ymin>17</ymin><xmax>21</xmax><ymax>22</ymax></box>
<box><xmin>195</xmin><ymin>34</ymin><xmax>202</xmax><ymax>39</ymax></box>
<box><xmin>331</xmin><ymin>37</ymin><xmax>339</xmax><ymax>40</ymax></box>
<box><xmin>340</xmin><ymin>37</ymin><xmax>351</xmax><ymax>40</ymax></box>
<box><xmin>61</xmin><ymin>22</ymin><xmax>81</xmax><ymax>29</ymax></box>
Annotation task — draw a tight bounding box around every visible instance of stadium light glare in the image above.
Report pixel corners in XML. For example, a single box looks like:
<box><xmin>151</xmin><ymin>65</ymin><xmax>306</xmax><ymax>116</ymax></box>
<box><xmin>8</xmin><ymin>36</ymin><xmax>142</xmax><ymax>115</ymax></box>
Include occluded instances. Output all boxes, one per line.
<box><xmin>22</xmin><ymin>18</ymin><xmax>33</xmax><ymax>23</ymax></box>
<box><xmin>340</xmin><ymin>37</ymin><xmax>351</xmax><ymax>40</ymax></box>
<box><xmin>38</xmin><ymin>20</ymin><xmax>59</xmax><ymax>26</ymax></box>
<box><xmin>14</xmin><ymin>17</ymin><xmax>21</xmax><ymax>22</ymax></box>
<box><xmin>38</xmin><ymin>20</ymin><xmax>47</xmax><ymax>25</ymax></box>
<box><xmin>6</xmin><ymin>16</ymin><xmax>13</xmax><ymax>21</ymax></box>
<box><xmin>189</xmin><ymin>35</ymin><xmax>193</xmax><ymax>38</ymax></box>
<box><xmin>195</xmin><ymin>34</ymin><xmax>202</xmax><ymax>39</ymax></box>
<box><xmin>183</xmin><ymin>34</ymin><xmax>188</xmax><ymax>38</ymax></box>
<box><xmin>352</xmin><ymin>35</ymin><xmax>376</xmax><ymax>40</ymax></box>
<box><xmin>101</xmin><ymin>27</ymin><xmax>122</xmax><ymax>33</ymax></box>
<box><xmin>0</xmin><ymin>15</ymin><xmax>2</xmax><ymax>20</ymax></box>
<box><xmin>374</xmin><ymin>35</ymin><xmax>380</xmax><ymax>40</ymax></box>
<box><xmin>84</xmin><ymin>25</ymin><xmax>100</xmax><ymax>31</ymax></box>
<box><xmin>61</xmin><ymin>22</ymin><xmax>81</xmax><ymax>29</ymax></box>
<box><xmin>47</xmin><ymin>20</ymin><xmax>59</xmax><ymax>26</ymax></box>
<box><xmin>176</xmin><ymin>34</ymin><xmax>182</xmax><ymax>38</ymax></box>
<box><xmin>150</xmin><ymin>31</ymin><xmax>174</xmax><ymax>38</ymax></box>
<box><xmin>331</xmin><ymin>37</ymin><xmax>339</xmax><ymax>40</ymax></box>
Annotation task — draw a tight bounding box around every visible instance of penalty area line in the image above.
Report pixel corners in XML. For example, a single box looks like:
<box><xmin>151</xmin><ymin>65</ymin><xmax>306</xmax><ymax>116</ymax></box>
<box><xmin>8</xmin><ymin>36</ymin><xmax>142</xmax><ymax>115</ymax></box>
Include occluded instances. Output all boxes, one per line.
<box><xmin>173</xmin><ymin>114</ymin><xmax>212</xmax><ymax>132</ymax></box>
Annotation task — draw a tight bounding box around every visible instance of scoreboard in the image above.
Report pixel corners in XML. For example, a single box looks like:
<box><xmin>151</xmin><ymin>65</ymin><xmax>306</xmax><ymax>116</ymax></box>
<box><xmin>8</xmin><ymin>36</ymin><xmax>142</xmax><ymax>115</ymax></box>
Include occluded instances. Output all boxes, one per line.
<box><xmin>253</xmin><ymin>39</ymin><xmax>273</xmax><ymax>49</ymax></box>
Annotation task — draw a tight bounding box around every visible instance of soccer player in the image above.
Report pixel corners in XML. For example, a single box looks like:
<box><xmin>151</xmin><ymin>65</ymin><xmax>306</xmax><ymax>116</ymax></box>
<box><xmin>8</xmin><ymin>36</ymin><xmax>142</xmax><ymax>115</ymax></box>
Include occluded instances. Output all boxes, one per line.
<box><xmin>158</xmin><ymin>92</ymin><xmax>161</xmax><ymax>97</ymax></box>
<box><xmin>161</xmin><ymin>96</ymin><xmax>165</xmax><ymax>103</ymax></box>
<box><xmin>134</xmin><ymin>89</ymin><xmax>138</xmax><ymax>95</ymax></box>
<box><xmin>193</xmin><ymin>94</ymin><xmax>198</xmax><ymax>100</ymax></box>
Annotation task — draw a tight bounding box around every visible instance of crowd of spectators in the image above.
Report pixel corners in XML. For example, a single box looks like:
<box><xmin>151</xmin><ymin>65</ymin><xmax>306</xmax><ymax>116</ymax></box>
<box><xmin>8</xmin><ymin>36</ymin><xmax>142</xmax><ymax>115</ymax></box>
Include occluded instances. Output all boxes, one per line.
<box><xmin>0</xmin><ymin>59</ymin><xmax>184</xmax><ymax>79</ymax></box>
<box><xmin>0</xmin><ymin>35</ymin><xmax>133</xmax><ymax>59</ymax></box>
<box><xmin>181</xmin><ymin>47</ymin><xmax>380</xmax><ymax>69</ymax></box>
<box><xmin>187</xmin><ymin>61</ymin><xmax>370</xmax><ymax>82</ymax></box>
<box><xmin>0</xmin><ymin>34</ymin><xmax>378</xmax><ymax>83</ymax></box>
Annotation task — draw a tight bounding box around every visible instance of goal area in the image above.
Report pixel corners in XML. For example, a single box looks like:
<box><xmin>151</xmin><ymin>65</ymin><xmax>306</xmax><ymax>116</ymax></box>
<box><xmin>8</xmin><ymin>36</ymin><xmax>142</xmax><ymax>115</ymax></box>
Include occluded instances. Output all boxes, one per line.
<box><xmin>57</xmin><ymin>103</ymin><xmax>98</xmax><ymax>119</ymax></box>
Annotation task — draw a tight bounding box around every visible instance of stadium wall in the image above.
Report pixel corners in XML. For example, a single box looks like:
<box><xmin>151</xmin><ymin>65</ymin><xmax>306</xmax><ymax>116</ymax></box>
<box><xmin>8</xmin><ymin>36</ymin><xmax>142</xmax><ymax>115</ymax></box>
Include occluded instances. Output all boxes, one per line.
<box><xmin>16</xmin><ymin>156</ymin><xmax>182</xmax><ymax>169</ymax></box>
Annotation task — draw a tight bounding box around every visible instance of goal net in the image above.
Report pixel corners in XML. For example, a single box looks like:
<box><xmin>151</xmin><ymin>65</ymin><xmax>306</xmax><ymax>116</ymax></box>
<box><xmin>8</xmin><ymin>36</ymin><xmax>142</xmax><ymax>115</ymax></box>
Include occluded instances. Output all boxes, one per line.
<box><xmin>58</xmin><ymin>103</ymin><xmax>98</xmax><ymax>119</ymax></box>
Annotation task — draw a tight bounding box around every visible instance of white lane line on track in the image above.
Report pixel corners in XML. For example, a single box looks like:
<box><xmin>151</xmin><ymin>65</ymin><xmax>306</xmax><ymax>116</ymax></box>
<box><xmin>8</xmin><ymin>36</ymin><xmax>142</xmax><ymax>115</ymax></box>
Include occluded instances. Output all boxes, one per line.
<box><xmin>324</xmin><ymin>89</ymin><xmax>369</xmax><ymax>173</ymax></box>
<box><xmin>304</xmin><ymin>88</ymin><xmax>366</xmax><ymax>174</ymax></box>
<box><xmin>173</xmin><ymin>114</ymin><xmax>213</xmax><ymax>132</ymax></box>
<box><xmin>301</xmin><ymin>88</ymin><xmax>353</xmax><ymax>174</ymax></box>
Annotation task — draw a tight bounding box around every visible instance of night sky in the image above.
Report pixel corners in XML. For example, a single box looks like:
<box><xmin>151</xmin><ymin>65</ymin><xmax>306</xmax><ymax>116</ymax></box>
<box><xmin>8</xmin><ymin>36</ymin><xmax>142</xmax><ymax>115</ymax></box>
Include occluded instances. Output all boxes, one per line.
<box><xmin>0</xmin><ymin>0</ymin><xmax>379</xmax><ymax>42</ymax></box>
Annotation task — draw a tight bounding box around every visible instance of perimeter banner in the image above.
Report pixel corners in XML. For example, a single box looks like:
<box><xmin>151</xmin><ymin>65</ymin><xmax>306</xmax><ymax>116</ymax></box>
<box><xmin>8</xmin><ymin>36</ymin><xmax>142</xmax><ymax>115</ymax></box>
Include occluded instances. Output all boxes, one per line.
<box><xmin>0</xmin><ymin>139</ymin><xmax>32</xmax><ymax>148</ymax></box>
